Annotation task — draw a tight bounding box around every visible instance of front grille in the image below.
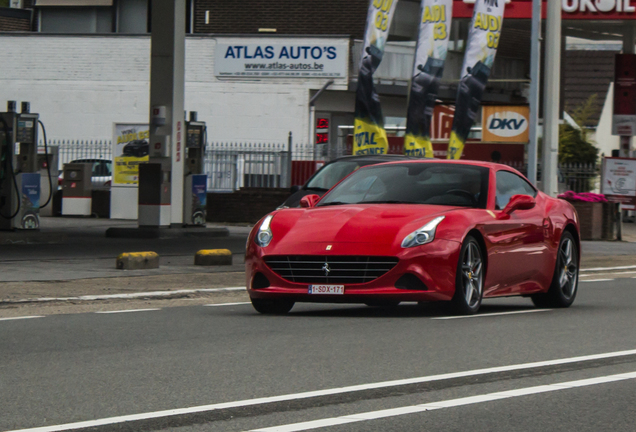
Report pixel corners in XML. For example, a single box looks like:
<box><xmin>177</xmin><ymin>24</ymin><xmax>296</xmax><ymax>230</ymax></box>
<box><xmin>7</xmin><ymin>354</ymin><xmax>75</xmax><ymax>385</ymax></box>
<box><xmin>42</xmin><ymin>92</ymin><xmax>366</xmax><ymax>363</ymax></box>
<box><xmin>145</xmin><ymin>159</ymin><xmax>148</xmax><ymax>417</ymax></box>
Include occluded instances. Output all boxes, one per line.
<box><xmin>264</xmin><ymin>256</ymin><xmax>399</xmax><ymax>284</ymax></box>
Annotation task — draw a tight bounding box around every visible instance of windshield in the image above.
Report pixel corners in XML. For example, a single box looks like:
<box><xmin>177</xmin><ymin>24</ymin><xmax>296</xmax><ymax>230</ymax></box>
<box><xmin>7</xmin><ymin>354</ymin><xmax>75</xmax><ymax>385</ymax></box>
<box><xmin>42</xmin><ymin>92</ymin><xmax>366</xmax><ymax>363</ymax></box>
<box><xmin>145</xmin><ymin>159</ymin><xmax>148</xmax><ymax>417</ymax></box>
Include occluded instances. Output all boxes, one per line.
<box><xmin>305</xmin><ymin>161</ymin><xmax>368</xmax><ymax>190</ymax></box>
<box><xmin>318</xmin><ymin>163</ymin><xmax>490</xmax><ymax>208</ymax></box>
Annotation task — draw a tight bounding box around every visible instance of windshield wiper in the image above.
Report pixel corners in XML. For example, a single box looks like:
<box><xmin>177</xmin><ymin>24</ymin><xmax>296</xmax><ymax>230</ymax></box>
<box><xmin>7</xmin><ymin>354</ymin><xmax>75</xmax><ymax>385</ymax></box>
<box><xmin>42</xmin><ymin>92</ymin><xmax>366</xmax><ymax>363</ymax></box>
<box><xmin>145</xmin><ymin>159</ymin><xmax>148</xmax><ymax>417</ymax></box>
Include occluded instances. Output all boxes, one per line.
<box><xmin>317</xmin><ymin>201</ymin><xmax>349</xmax><ymax>206</ymax></box>
<box><xmin>305</xmin><ymin>186</ymin><xmax>328</xmax><ymax>191</ymax></box>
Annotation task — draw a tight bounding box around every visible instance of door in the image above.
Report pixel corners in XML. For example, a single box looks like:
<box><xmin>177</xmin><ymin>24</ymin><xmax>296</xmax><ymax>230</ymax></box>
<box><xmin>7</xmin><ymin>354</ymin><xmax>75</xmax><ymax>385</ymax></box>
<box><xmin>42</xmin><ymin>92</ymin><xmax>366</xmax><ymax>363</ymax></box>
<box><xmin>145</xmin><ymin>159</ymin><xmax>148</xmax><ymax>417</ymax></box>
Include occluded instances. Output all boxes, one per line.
<box><xmin>483</xmin><ymin>170</ymin><xmax>545</xmax><ymax>296</ymax></box>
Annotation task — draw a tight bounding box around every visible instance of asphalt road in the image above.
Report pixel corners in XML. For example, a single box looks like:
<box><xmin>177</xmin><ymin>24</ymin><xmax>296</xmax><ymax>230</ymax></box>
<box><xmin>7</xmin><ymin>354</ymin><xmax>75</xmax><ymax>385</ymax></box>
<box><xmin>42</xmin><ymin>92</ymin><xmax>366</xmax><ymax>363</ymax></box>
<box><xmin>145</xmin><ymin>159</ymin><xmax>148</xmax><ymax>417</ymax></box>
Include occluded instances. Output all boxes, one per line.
<box><xmin>1</xmin><ymin>277</ymin><xmax>635</xmax><ymax>432</ymax></box>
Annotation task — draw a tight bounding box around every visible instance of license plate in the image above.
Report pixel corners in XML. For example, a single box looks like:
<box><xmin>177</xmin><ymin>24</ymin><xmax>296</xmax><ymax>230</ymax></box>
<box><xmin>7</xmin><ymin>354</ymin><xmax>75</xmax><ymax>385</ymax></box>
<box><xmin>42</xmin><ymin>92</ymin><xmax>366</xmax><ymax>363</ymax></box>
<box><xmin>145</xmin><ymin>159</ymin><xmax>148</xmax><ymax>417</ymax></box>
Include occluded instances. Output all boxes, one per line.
<box><xmin>308</xmin><ymin>285</ymin><xmax>345</xmax><ymax>295</ymax></box>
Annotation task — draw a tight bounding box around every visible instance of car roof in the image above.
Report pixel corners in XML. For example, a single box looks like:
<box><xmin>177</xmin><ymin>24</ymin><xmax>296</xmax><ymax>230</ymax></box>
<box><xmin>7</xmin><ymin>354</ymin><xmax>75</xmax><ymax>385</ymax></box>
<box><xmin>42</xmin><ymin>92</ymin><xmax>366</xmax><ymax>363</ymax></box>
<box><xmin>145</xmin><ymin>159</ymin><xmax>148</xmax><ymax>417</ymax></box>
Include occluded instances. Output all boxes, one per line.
<box><xmin>369</xmin><ymin>159</ymin><xmax>509</xmax><ymax>169</ymax></box>
<box><xmin>326</xmin><ymin>154</ymin><xmax>416</xmax><ymax>164</ymax></box>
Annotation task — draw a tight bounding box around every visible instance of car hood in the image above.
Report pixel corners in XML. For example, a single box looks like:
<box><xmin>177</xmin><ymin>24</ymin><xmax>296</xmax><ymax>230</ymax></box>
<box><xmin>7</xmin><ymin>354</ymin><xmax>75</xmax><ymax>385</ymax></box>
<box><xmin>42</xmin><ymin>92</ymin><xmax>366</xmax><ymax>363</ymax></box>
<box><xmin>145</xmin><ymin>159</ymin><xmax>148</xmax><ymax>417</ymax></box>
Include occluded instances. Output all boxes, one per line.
<box><xmin>267</xmin><ymin>204</ymin><xmax>460</xmax><ymax>255</ymax></box>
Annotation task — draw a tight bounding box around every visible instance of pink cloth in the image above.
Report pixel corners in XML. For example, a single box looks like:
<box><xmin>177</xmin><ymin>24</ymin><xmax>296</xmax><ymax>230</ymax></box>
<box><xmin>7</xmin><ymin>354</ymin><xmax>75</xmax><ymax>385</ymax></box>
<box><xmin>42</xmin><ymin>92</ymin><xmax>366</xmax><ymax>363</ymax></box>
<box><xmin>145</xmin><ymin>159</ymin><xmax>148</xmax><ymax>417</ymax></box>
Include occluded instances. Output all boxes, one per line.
<box><xmin>557</xmin><ymin>191</ymin><xmax>608</xmax><ymax>203</ymax></box>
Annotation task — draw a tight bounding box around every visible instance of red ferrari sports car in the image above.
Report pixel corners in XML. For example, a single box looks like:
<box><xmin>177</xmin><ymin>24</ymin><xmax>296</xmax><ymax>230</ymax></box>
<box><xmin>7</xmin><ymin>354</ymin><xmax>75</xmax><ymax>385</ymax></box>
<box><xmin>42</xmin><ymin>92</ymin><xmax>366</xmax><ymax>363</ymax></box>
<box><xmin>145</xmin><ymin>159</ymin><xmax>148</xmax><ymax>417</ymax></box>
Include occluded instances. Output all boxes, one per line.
<box><xmin>245</xmin><ymin>160</ymin><xmax>580</xmax><ymax>315</ymax></box>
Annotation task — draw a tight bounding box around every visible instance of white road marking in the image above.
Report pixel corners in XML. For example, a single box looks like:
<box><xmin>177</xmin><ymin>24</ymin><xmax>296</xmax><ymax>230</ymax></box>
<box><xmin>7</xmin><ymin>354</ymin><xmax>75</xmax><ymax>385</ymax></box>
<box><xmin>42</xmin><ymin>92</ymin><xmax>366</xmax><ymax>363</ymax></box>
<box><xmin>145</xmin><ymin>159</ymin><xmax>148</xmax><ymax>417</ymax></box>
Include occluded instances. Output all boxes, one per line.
<box><xmin>432</xmin><ymin>309</ymin><xmax>550</xmax><ymax>320</ymax></box>
<box><xmin>6</xmin><ymin>348</ymin><xmax>636</xmax><ymax>432</ymax></box>
<box><xmin>204</xmin><ymin>302</ymin><xmax>251</xmax><ymax>307</ymax></box>
<box><xmin>581</xmin><ymin>264</ymin><xmax>636</xmax><ymax>272</ymax></box>
<box><xmin>580</xmin><ymin>279</ymin><xmax>614</xmax><ymax>283</ymax></box>
<box><xmin>3</xmin><ymin>287</ymin><xmax>246</xmax><ymax>304</ymax></box>
<box><xmin>249</xmin><ymin>371</ymin><xmax>636</xmax><ymax>432</ymax></box>
<box><xmin>0</xmin><ymin>315</ymin><xmax>44</xmax><ymax>321</ymax></box>
<box><xmin>94</xmin><ymin>308</ymin><xmax>161</xmax><ymax>314</ymax></box>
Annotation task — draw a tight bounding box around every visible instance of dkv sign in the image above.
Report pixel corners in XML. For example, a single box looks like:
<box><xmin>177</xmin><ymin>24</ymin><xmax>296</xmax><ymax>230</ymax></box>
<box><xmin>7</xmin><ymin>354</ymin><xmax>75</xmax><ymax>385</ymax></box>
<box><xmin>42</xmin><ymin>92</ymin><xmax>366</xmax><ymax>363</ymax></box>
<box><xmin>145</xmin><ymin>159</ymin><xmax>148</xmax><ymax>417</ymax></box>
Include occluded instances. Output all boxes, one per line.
<box><xmin>482</xmin><ymin>106</ymin><xmax>530</xmax><ymax>143</ymax></box>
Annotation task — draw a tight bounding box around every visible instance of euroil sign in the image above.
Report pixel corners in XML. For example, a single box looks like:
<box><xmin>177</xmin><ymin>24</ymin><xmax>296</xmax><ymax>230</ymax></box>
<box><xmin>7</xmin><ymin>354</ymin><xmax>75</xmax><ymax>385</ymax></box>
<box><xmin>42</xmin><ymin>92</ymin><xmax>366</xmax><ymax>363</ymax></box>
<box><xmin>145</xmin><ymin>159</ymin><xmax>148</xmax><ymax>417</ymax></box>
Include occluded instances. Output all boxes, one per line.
<box><xmin>482</xmin><ymin>106</ymin><xmax>530</xmax><ymax>143</ymax></box>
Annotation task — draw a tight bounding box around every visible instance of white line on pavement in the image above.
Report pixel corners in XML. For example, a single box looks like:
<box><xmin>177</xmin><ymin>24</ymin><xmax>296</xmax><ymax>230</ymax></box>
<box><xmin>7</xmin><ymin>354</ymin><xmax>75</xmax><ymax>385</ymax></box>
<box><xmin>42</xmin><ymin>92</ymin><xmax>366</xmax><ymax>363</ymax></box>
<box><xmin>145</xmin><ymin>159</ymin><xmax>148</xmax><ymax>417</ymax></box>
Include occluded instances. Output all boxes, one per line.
<box><xmin>94</xmin><ymin>308</ymin><xmax>161</xmax><ymax>314</ymax></box>
<box><xmin>580</xmin><ymin>279</ymin><xmax>614</xmax><ymax>283</ymax></box>
<box><xmin>581</xmin><ymin>265</ymin><xmax>636</xmax><ymax>272</ymax></box>
<box><xmin>249</xmin><ymin>371</ymin><xmax>636</xmax><ymax>432</ymax></box>
<box><xmin>3</xmin><ymin>287</ymin><xmax>246</xmax><ymax>304</ymax></box>
<box><xmin>204</xmin><ymin>302</ymin><xmax>251</xmax><ymax>307</ymax></box>
<box><xmin>431</xmin><ymin>309</ymin><xmax>550</xmax><ymax>320</ymax></box>
<box><xmin>6</xmin><ymin>348</ymin><xmax>636</xmax><ymax>432</ymax></box>
<box><xmin>0</xmin><ymin>315</ymin><xmax>44</xmax><ymax>322</ymax></box>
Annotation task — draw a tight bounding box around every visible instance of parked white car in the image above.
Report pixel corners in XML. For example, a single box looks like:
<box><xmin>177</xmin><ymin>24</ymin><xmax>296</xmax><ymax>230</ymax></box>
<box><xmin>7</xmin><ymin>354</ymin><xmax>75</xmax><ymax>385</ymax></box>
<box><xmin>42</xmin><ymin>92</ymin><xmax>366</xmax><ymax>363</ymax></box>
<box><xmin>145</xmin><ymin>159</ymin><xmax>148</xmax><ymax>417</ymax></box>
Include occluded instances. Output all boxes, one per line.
<box><xmin>58</xmin><ymin>158</ymin><xmax>112</xmax><ymax>190</ymax></box>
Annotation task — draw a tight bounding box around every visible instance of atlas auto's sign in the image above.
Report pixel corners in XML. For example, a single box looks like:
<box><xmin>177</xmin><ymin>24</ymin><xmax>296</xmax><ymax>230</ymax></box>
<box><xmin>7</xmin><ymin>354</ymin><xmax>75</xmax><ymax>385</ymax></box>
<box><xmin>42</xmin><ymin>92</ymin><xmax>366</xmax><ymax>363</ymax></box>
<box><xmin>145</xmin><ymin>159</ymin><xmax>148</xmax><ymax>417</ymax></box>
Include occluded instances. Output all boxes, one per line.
<box><xmin>215</xmin><ymin>39</ymin><xmax>349</xmax><ymax>79</ymax></box>
<box><xmin>455</xmin><ymin>0</ymin><xmax>636</xmax><ymax>19</ymax></box>
<box><xmin>482</xmin><ymin>106</ymin><xmax>530</xmax><ymax>143</ymax></box>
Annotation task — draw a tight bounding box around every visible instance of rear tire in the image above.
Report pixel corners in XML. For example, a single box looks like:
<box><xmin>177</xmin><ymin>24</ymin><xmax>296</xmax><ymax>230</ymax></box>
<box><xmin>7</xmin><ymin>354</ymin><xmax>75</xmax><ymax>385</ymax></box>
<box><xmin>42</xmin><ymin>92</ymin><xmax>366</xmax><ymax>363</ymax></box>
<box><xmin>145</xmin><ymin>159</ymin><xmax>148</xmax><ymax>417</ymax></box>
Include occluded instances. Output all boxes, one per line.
<box><xmin>250</xmin><ymin>298</ymin><xmax>294</xmax><ymax>315</ymax></box>
<box><xmin>451</xmin><ymin>235</ymin><xmax>484</xmax><ymax>315</ymax></box>
<box><xmin>531</xmin><ymin>231</ymin><xmax>578</xmax><ymax>308</ymax></box>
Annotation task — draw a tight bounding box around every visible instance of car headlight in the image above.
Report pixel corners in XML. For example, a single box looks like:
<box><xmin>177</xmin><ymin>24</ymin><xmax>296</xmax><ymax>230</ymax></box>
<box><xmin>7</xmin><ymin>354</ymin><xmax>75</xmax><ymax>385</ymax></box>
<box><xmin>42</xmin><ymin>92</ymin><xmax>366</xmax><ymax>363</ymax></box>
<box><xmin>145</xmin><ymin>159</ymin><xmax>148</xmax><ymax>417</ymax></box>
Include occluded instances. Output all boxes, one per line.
<box><xmin>401</xmin><ymin>216</ymin><xmax>445</xmax><ymax>248</ymax></box>
<box><xmin>255</xmin><ymin>214</ymin><xmax>274</xmax><ymax>247</ymax></box>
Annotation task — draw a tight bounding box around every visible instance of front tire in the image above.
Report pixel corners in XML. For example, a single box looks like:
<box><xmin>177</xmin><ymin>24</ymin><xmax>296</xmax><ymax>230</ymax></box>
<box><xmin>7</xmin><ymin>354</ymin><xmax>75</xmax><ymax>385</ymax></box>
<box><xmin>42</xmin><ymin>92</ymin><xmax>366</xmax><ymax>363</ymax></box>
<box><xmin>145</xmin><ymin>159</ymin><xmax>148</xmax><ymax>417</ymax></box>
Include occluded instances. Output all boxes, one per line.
<box><xmin>451</xmin><ymin>235</ymin><xmax>484</xmax><ymax>315</ymax></box>
<box><xmin>531</xmin><ymin>231</ymin><xmax>578</xmax><ymax>308</ymax></box>
<box><xmin>251</xmin><ymin>298</ymin><xmax>294</xmax><ymax>315</ymax></box>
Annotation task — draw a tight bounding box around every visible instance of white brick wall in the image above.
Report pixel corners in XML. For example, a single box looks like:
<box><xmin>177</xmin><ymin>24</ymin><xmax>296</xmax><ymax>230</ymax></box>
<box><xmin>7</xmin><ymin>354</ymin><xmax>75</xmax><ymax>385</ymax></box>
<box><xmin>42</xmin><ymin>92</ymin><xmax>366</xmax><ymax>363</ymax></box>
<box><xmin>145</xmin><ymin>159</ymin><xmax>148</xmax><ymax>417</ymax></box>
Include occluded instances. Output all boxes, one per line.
<box><xmin>0</xmin><ymin>34</ymin><xmax>349</xmax><ymax>144</ymax></box>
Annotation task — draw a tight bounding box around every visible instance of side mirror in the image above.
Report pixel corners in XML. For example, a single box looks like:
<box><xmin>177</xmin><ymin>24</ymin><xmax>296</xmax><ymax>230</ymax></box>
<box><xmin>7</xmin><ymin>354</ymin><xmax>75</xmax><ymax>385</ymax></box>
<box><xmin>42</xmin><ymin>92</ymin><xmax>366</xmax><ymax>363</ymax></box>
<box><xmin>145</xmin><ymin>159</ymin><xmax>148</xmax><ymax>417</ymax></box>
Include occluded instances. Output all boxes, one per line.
<box><xmin>502</xmin><ymin>194</ymin><xmax>536</xmax><ymax>215</ymax></box>
<box><xmin>290</xmin><ymin>185</ymin><xmax>302</xmax><ymax>193</ymax></box>
<box><xmin>300</xmin><ymin>194</ymin><xmax>321</xmax><ymax>208</ymax></box>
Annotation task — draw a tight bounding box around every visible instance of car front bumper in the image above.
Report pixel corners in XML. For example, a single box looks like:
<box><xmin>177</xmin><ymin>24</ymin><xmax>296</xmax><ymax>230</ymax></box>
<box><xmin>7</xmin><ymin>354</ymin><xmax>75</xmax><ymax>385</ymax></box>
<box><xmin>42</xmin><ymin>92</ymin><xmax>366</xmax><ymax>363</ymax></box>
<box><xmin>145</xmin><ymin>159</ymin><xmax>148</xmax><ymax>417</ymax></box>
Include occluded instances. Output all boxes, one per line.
<box><xmin>245</xmin><ymin>239</ymin><xmax>462</xmax><ymax>303</ymax></box>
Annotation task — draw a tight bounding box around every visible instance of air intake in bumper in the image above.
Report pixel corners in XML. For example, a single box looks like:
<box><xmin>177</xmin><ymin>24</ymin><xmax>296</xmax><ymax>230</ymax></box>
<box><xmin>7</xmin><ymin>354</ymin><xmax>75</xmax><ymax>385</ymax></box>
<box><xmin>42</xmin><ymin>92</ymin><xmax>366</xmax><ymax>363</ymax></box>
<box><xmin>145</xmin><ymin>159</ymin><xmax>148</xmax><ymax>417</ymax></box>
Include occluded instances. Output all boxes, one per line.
<box><xmin>264</xmin><ymin>256</ymin><xmax>399</xmax><ymax>284</ymax></box>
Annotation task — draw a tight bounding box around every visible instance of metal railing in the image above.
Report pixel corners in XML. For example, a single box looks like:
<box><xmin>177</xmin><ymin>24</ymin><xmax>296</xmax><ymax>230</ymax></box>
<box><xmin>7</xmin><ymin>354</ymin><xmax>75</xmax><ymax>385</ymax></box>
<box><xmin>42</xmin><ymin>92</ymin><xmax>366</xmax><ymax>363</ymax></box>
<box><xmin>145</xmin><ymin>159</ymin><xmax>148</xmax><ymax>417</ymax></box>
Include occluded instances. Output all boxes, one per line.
<box><xmin>502</xmin><ymin>161</ymin><xmax>600</xmax><ymax>193</ymax></box>
<box><xmin>38</xmin><ymin>139</ymin><xmax>600</xmax><ymax>194</ymax></box>
<box><xmin>38</xmin><ymin>139</ymin><xmax>112</xmax><ymax>170</ymax></box>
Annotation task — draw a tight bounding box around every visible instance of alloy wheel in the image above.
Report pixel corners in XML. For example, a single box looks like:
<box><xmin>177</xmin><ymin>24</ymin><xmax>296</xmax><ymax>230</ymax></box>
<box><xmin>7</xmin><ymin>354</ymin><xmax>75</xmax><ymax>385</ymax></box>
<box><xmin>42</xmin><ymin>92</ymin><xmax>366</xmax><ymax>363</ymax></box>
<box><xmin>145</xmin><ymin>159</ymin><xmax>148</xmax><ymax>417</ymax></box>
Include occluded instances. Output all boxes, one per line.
<box><xmin>558</xmin><ymin>237</ymin><xmax>578</xmax><ymax>299</ymax></box>
<box><xmin>461</xmin><ymin>241</ymin><xmax>483</xmax><ymax>309</ymax></box>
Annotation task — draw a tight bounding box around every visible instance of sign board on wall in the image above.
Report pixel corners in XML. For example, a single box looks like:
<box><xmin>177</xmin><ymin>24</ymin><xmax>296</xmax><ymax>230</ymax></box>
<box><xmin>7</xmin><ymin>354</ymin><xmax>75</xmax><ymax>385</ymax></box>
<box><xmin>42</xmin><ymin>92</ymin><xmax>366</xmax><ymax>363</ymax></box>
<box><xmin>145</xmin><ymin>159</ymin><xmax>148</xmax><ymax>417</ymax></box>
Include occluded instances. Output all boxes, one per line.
<box><xmin>112</xmin><ymin>123</ymin><xmax>149</xmax><ymax>186</ymax></box>
<box><xmin>482</xmin><ymin>106</ymin><xmax>530</xmax><ymax>143</ymax></box>
<box><xmin>215</xmin><ymin>40</ymin><xmax>349</xmax><ymax>78</ymax></box>
<box><xmin>454</xmin><ymin>0</ymin><xmax>636</xmax><ymax>19</ymax></box>
<box><xmin>602</xmin><ymin>157</ymin><xmax>636</xmax><ymax>207</ymax></box>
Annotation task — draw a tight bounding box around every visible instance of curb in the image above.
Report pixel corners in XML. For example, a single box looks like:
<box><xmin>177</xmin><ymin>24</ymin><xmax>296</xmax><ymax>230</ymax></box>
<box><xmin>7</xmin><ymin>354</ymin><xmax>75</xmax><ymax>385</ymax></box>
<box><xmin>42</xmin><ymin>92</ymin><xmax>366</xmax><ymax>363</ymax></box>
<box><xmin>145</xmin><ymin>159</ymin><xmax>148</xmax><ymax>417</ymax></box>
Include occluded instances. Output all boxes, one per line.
<box><xmin>0</xmin><ymin>287</ymin><xmax>246</xmax><ymax>305</ymax></box>
<box><xmin>116</xmin><ymin>252</ymin><xmax>160</xmax><ymax>270</ymax></box>
<box><xmin>105</xmin><ymin>227</ymin><xmax>230</xmax><ymax>239</ymax></box>
<box><xmin>195</xmin><ymin>249</ymin><xmax>233</xmax><ymax>266</ymax></box>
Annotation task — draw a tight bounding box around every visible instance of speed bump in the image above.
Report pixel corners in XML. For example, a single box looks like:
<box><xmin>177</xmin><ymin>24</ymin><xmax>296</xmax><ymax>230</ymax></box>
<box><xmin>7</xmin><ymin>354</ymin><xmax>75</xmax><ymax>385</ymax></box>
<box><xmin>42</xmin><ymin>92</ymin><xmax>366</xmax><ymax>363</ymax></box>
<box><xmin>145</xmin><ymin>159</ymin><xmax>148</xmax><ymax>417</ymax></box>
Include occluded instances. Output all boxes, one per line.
<box><xmin>195</xmin><ymin>249</ymin><xmax>232</xmax><ymax>266</ymax></box>
<box><xmin>116</xmin><ymin>252</ymin><xmax>159</xmax><ymax>270</ymax></box>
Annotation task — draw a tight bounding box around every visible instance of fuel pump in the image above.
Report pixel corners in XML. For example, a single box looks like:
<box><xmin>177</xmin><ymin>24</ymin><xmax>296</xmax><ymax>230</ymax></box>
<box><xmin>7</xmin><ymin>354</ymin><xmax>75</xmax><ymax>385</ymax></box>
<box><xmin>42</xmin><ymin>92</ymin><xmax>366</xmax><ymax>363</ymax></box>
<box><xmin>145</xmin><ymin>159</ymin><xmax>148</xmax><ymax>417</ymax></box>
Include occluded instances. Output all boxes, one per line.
<box><xmin>0</xmin><ymin>101</ymin><xmax>41</xmax><ymax>230</ymax></box>
<box><xmin>183</xmin><ymin>111</ymin><xmax>207</xmax><ymax>226</ymax></box>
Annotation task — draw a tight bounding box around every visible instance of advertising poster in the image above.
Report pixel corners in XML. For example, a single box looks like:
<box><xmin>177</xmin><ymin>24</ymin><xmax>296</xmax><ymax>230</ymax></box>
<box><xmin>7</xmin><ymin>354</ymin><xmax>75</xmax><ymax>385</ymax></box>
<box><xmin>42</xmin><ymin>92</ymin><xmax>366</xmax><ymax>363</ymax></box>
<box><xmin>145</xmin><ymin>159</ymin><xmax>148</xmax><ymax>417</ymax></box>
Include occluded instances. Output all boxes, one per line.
<box><xmin>353</xmin><ymin>0</ymin><xmax>399</xmax><ymax>155</ymax></box>
<box><xmin>602</xmin><ymin>158</ymin><xmax>636</xmax><ymax>207</ymax></box>
<box><xmin>20</xmin><ymin>172</ymin><xmax>40</xmax><ymax>229</ymax></box>
<box><xmin>448</xmin><ymin>0</ymin><xmax>505</xmax><ymax>159</ymax></box>
<box><xmin>404</xmin><ymin>0</ymin><xmax>453</xmax><ymax>158</ymax></box>
<box><xmin>112</xmin><ymin>123</ymin><xmax>150</xmax><ymax>186</ymax></box>
<box><xmin>481</xmin><ymin>106</ymin><xmax>530</xmax><ymax>143</ymax></box>
<box><xmin>190</xmin><ymin>174</ymin><xmax>207</xmax><ymax>225</ymax></box>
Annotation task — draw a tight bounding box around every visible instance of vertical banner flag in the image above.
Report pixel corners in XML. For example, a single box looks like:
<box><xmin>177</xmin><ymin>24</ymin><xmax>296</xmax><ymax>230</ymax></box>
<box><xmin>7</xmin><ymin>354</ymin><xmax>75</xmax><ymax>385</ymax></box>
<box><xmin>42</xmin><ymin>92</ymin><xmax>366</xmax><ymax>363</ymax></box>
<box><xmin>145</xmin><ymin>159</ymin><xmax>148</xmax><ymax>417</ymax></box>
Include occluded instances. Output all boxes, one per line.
<box><xmin>447</xmin><ymin>0</ymin><xmax>505</xmax><ymax>159</ymax></box>
<box><xmin>354</xmin><ymin>0</ymin><xmax>399</xmax><ymax>155</ymax></box>
<box><xmin>404</xmin><ymin>0</ymin><xmax>453</xmax><ymax>157</ymax></box>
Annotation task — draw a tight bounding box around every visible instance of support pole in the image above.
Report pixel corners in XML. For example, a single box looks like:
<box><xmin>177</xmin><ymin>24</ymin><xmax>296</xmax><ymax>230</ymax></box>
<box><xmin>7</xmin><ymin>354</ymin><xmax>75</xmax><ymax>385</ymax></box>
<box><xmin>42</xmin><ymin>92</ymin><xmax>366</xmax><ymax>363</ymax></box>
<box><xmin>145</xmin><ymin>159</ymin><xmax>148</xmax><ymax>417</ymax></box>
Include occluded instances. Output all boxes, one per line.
<box><xmin>143</xmin><ymin>0</ymin><xmax>186</xmax><ymax>227</ymax></box>
<box><xmin>527</xmin><ymin>0</ymin><xmax>541</xmax><ymax>185</ymax></box>
<box><xmin>541</xmin><ymin>0</ymin><xmax>561</xmax><ymax>196</ymax></box>
<box><xmin>621</xmin><ymin>25</ymin><xmax>635</xmax><ymax>158</ymax></box>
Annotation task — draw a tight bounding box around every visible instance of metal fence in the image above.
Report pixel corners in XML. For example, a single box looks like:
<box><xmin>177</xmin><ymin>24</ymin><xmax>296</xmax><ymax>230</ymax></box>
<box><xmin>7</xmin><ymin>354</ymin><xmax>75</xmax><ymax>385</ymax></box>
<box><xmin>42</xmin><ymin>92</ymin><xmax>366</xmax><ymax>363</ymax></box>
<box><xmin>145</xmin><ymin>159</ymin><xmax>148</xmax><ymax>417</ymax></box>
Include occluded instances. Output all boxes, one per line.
<box><xmin>39</xmin><ymin>139</ymin><xmax>601</xmax><ymax>194</ymax></box>
<box><xmin>501</xmin><ymin>161</ymin><xmax>600</xmax><ymax>193</ymax></box>
<box><xmin>39</xmin><ymin>137</ymin><xmax>321</xmax><ymax>192</ymax></box>
<box><xmin>38</xmin><ymin>139</ymin><xmax>112</xmax><ymax>170</ymax></box>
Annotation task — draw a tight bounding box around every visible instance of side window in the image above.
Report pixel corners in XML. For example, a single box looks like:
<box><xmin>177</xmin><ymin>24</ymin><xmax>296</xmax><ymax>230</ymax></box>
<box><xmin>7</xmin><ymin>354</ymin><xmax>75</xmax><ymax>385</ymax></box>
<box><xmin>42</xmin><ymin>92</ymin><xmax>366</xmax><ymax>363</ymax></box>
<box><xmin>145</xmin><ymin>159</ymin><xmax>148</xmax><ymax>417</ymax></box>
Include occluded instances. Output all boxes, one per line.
<box><xmin>496</xmin><ymin>171</ymin><xmax>537</xmax><ymax>210</ymax></box>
